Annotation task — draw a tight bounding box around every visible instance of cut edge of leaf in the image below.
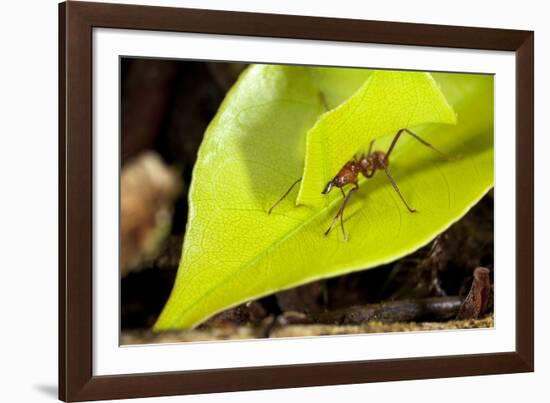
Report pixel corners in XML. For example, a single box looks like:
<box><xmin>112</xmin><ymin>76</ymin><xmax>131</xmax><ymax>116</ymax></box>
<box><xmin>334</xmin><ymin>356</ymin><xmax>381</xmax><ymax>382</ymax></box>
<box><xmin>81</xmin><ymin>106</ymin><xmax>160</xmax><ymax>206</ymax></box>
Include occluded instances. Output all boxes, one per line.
<box><xmin>295</xmin><ymin>71</ymin><xmax>457</xmax><ymax>207</ymax></box>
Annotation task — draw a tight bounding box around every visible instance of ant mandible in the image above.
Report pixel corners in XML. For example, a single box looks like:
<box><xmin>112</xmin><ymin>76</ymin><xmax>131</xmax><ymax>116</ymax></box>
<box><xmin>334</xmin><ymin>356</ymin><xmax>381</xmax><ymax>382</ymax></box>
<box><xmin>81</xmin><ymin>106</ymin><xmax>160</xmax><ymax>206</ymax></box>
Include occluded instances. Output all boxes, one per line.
<box><xmin>268</xmin><ymin>128</ymin><xmax>452</xmax><ymax>241</ymax></box>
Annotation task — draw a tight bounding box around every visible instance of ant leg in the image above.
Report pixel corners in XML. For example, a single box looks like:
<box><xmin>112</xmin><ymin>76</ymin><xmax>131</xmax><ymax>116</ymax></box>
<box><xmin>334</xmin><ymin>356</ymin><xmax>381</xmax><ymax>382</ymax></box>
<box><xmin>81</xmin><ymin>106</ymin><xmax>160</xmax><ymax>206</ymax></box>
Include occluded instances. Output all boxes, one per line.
<box><xmin>268</xmin><ymin>178</ymin><xmax>302</xmax><ymax>214</ymax></box>
<box><xmin>337</xmin><ymin>187</ymin><xmax>348</xmax><ymax>236</ymax></box>
<box><xmin>359</xmin><ymin>140</ymin><xmax>375</xmax><ymax>162</ymax></box>
<box><xmin>340</xmin><ymin>187</ymin><xmax>346</xmax><ymax>199</ymax></box>
<box><xmin>386</xmin><ymin>128</ymin><xmax>454</xmax><ymax>162</ymax></box>
<box><xmin>319</xmin><ymin>92</ymin><xmax>330</xmax><ymax>111</ymax></box>
<box><xmin>378</xmin><ymin>159</ymin><xmax>417</xmax><ymax>213</ymax></box>
<box><xmin>361</xmin><ymin>139</ymin><xmax>375</xmax><ymax>160</ymax></box>
<box><xmin>325</xmin><ymin>184</ymin><xmax>359</xmax><ymax>241</ymax></box>
<box><xmin>324</xmin><ymin>189</ymin><xmax>346</xmax><ymax>233</ymax></box>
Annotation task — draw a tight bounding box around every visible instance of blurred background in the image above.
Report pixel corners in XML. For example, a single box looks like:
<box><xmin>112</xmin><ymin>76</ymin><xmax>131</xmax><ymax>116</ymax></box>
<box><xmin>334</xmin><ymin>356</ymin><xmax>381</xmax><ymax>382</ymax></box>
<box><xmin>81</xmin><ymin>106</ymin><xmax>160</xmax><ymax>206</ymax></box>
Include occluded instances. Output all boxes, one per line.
<box><xmin>120</xmin><ymin>58</ymin><xmax>246</xmax><ymax>329</ymax></box>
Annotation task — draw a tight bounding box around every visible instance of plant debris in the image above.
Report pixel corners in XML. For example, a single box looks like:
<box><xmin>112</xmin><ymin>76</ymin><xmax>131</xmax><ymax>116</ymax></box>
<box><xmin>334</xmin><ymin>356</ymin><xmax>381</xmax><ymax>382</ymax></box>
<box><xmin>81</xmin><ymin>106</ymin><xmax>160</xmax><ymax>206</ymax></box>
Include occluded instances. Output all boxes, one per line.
<box><xmin>120</xmin><ymin>151</ymin><xmax>181</xmax><ymax>275</ymax></box>
<box><xmin>121</xmin><ymin>316</ymin><xmax>494</xmax><ymax>345</ymax></box>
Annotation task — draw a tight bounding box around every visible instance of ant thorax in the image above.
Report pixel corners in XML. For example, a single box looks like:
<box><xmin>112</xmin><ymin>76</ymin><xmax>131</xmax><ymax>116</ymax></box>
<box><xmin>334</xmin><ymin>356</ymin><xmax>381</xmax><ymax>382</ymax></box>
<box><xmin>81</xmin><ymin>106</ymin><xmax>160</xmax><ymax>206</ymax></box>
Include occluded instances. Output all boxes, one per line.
<box><xmin>360</xmin><ymin>150</ymin><xmax>388</xmax><ymax>178</ymax></box>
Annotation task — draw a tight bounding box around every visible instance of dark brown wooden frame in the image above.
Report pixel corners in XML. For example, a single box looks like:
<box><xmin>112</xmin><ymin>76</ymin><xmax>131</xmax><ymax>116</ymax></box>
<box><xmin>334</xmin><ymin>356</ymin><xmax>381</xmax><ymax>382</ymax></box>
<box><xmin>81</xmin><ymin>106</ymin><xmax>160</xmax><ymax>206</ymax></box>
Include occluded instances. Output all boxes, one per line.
<box><xmin>59</xmin><ymin>1</ymin><xmax>534</xmax><ymax>401</ymax></box>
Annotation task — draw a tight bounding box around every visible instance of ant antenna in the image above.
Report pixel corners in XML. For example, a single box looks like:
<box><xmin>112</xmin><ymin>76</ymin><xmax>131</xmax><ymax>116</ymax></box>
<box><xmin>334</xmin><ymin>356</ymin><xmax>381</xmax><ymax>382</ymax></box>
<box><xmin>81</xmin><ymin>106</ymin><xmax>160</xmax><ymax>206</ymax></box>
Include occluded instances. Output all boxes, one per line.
<box><xmin>268</xmin><ymin>178</ymin><xmax>302</xmax><ymax>214</ymax></box>
<box><xmin>269</xmin><ymin>92</ymin><xmax>330</xmax><ymax>216</ymax></box>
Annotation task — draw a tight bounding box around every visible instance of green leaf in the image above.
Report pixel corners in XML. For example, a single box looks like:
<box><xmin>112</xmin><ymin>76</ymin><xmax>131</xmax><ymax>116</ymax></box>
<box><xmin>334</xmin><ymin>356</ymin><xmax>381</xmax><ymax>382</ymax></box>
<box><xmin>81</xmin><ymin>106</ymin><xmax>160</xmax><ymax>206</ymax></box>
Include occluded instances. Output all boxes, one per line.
<box><xmin>154</xmin><ymin>65</ymin><xmax>493</xmax><ymax>331</ymax></box>
<box><xmin>297</xmin><ymin>70</ymin><xmax>457</xmax><ymax>206</ymax></box>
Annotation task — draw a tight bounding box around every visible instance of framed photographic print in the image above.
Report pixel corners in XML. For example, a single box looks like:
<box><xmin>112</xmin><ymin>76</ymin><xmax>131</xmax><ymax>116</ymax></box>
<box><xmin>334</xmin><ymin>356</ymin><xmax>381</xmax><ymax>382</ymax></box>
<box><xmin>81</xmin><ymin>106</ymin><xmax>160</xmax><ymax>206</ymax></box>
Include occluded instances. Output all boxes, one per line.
<box><xmin>59</xmin><ymin>1</ymin><xmax>534</xmax><ymax>401</ymax></box>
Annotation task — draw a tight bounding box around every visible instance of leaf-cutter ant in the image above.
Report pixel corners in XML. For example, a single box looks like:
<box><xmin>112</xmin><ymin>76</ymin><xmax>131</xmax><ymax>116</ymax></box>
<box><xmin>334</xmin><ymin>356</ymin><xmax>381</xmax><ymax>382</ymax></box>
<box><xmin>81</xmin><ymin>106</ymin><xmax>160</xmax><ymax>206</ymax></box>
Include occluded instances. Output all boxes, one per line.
<box><xmin>269</xmin><ymin>128</ymin><xmax>453</xmax><ymax>241</ymax></box>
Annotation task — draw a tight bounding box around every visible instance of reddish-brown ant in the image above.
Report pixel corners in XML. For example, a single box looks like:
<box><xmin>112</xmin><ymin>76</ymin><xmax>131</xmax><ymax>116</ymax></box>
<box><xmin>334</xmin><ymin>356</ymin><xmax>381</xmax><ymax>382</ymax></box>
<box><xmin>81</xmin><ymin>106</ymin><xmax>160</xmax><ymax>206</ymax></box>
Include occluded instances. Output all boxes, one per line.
<box><xmin>269</xmin><ymin>128</ymin><xmax>453</xmax><ymax>241</ymax></box>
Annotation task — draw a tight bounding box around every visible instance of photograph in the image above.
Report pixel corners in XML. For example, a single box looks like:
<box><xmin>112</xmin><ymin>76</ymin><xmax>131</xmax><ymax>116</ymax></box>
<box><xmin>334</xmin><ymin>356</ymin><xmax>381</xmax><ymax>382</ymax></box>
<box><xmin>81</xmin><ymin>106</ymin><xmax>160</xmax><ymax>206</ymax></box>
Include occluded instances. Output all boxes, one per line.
<box><xmin>119</xmin><ymin>59</ymin><xmax>495</xmax><ymax>345</ymax></box>
<box><xmin>54</xmin><ymin>1</ymin><xmax>536</xmax><ymax>400</ymax></box>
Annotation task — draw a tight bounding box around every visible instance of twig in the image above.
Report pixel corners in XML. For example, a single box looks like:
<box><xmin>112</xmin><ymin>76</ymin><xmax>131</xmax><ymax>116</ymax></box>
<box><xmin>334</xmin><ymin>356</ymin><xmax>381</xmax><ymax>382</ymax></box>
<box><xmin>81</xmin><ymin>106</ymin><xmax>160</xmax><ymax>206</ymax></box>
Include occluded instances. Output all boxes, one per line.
<box><xmin>311</xmin><ymin>297</ymin><xmax>462</xmax><ymax>325</ymax></box>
